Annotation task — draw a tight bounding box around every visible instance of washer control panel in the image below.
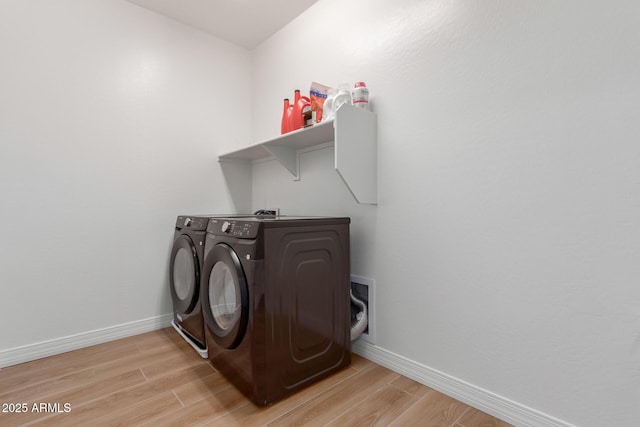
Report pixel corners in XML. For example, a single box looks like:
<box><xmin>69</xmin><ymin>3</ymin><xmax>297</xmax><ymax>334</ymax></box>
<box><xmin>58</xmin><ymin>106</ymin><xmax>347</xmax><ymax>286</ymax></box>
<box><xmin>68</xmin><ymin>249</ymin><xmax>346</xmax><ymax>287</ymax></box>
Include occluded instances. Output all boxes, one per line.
<box><xmin>176</xmin><ymin>216</ymin><xmax>208</xmax><ymax>231</ymax></box>
<box><xmin>208</xmin><ymin>219</ymin><xmax>259</xmax><ymax>239</ymax></box>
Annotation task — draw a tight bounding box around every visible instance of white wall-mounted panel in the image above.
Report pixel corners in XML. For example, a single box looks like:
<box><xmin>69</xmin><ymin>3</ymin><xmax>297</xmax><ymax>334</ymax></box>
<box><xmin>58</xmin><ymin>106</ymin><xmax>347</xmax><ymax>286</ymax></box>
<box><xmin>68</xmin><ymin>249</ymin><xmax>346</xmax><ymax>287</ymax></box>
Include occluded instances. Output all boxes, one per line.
<box><xmin>334</xmin><ymin>105</ymin><xmax>377</xmax><ymax>204</ymax></box>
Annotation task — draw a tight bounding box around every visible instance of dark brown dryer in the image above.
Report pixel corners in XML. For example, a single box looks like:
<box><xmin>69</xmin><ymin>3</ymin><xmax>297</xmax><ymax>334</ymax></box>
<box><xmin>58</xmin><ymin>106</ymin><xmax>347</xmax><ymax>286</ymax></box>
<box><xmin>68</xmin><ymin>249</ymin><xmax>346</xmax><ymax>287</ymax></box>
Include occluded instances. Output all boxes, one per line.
<box><xmin>200</xmin><ymin>215</ymin><xmax>351</xmax><ymax>405</ymax></box>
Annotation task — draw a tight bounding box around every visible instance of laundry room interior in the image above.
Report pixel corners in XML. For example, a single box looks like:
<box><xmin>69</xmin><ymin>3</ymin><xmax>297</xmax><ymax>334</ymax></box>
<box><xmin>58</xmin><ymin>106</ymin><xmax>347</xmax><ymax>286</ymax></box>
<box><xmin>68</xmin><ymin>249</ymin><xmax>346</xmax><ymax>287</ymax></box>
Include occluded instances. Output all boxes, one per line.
<box><xmin>1</xmin><ymin>1</ymin><xmax>639</xmax><ymax>426</ymax></box>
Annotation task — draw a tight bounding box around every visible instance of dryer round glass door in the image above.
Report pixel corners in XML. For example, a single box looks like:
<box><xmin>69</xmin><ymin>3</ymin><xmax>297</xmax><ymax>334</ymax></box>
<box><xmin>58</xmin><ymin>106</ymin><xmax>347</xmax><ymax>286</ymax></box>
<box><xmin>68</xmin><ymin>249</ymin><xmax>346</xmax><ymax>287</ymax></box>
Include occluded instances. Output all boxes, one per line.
<box><xmin>170</xmin><ymin>235</ymin><xmax>200</xmax><ymax>314</ymax></box>
<box><xmin>202</xmin><ymin>243</ymin><xmax>248</xmax><ymax>349</ymax></box>
<box><xmin>210</xmin><ymin>262</ymin><xmax>241</xmax><ymax>330</ymax></box>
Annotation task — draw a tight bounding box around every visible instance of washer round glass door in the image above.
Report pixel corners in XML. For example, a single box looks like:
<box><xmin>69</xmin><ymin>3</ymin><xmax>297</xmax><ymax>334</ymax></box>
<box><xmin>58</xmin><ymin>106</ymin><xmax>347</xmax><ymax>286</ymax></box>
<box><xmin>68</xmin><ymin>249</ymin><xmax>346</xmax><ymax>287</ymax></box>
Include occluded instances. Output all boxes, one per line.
<box><xmin>202</xmin><ymin>243</ymin><xmax>248</xmax><ymax>349</ymax></box>
<box><xmin>169</xmin><ymin>234</ymin><xmax>200</xmax><ymax>314</ymax></box>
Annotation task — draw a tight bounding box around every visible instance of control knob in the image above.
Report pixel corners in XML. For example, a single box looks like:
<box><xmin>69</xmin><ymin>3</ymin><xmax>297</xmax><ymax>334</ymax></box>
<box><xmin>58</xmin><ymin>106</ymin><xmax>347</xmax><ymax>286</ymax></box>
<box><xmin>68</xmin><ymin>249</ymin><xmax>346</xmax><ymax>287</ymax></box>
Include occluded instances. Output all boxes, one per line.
<box><xmin>221</xmin><ymin>221</ymin><xmax>232</xmax><ymax>233</ymax></box>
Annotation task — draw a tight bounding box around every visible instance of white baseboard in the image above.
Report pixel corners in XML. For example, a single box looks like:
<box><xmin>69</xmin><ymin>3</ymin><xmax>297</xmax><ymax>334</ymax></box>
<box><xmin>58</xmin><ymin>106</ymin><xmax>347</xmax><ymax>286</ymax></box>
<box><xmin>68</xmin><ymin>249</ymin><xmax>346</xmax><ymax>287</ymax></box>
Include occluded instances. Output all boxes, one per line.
<box><xmin>352</xmin><ymin>340</ymin><xmax>576</xmax><ymax>427</ymax></box>
<box><xmin>0</xmin><ymin>314</ymin><xmax>174</xmax><ymax>368</ymax></box>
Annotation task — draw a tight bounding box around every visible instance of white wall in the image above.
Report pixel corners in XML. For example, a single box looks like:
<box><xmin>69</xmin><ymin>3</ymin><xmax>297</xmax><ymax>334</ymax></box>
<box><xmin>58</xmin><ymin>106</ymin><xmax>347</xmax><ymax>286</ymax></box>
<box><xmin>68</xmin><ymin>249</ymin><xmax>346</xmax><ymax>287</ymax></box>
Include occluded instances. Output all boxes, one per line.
<box><xmin>251</xmin><ymin>1</ymin><xmax>640</xmax><ymax>426</ymax></box>
<box><xmin>0</xmin><ymin>0</ymin><xmax>251</xmax><ymax>352</ymax></box>
<box><xmin>2</xmin><ymin>0</ymin><xmax>639</xmax><ymax>424</ymax></box>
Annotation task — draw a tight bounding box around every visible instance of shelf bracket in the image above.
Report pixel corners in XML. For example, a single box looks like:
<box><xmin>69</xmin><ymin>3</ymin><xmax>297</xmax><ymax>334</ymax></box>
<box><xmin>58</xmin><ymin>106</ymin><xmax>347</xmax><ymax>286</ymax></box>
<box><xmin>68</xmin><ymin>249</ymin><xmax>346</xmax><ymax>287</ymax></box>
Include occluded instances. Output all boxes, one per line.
<box><xmin>263</xmin><ymin>143</ymin><xmax>300</xmax><ymax>180</ymax></box>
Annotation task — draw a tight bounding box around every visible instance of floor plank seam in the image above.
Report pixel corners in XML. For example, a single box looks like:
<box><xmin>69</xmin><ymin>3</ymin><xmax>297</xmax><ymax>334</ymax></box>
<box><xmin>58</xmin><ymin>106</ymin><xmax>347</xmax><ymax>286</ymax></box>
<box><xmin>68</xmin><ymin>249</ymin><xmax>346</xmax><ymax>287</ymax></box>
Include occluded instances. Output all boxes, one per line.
<box><xmin>323</xmin><ymin>382</ymin><xmax>392</xmax><ymax>426</ymax></box>
<box><xmin>452</xmin><ymin>406</ymin><xmax>471</xmax><ymax>427</ymax></box>
<box><xmin>140</xmin><ymin>367</ymin><xmax>149</xmax><ymax>381</ymax></box>
<box><xmin>390</xmin><ymin>390</ymin><xmax>432</xmax><ymax>425</ymax></box>
<box><xmin>199</xmin><ymin>401</ymin><xmax>251</xmax><ymax>427</ymax></box>
<box><xmin>392</xmin><ymin>378</ymin><xmax>434</xmax><ymax>399</ymax></box>
<box><xmin>172</xmin><ymin>389</ymin><xmax>185</xmax><ymax>408</ymax></box>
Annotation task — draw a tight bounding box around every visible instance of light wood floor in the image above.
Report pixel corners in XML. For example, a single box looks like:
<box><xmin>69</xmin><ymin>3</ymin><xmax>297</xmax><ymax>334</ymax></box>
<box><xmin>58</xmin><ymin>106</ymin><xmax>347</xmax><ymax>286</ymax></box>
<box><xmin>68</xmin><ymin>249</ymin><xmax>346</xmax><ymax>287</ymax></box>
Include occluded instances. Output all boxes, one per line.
<box><xmin>0</xmin><ymin>328</ymin><xmax>512</xmax><ymax>426</ymax></box>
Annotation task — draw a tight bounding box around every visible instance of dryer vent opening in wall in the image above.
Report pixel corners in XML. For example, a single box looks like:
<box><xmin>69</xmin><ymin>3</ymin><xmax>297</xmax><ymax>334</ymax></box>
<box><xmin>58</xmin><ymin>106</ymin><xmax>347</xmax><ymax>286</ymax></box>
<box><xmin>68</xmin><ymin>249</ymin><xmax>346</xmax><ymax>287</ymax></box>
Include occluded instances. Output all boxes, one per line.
<box><xmin>350</xmin><ymin>275</ymin><xmax>375</xmax><ymax>344</ymax></box>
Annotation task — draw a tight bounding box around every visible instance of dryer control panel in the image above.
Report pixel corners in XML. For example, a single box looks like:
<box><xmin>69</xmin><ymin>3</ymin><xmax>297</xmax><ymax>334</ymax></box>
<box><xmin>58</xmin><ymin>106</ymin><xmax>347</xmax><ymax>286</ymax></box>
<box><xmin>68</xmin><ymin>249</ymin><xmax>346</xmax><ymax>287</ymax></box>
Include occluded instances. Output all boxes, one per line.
<box><xmin>176</xmin><ymin>216</ymin><xmax>208</xmax><ymax>231</ymax></box>
<box><xmin>208</xmin><ymin>219</ymin><xmax>259</xmax><ymax>239</ymax></box>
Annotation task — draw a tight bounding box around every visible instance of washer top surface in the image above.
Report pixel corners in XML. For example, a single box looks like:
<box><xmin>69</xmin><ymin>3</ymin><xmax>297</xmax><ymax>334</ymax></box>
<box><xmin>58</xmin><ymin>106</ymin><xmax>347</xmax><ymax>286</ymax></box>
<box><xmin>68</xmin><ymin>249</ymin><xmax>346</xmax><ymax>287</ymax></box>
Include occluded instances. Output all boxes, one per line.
<box><xmin>207</xmin><ymin>215</ymin><xmax>350</xmax><ymax>238</ymax></box>
<box><xmin>209</xmin><ymin>215</ymin><xmax>350</xmax><ymax>225</ymax></box>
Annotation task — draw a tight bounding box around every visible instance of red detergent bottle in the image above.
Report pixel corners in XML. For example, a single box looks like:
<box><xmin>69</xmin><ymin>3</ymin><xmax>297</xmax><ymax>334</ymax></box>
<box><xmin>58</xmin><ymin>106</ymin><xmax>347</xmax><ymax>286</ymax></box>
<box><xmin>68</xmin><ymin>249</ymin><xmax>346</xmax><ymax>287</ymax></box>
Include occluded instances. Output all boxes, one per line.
<box><xmin>291</xmin><ymin>90</ymin><xmax>311</xmax><ymax>131</ymax></box>
<box><xmin>281</xmin><ymin>98</ymin><xmax>293</xmax><ymax>134</ymax></box>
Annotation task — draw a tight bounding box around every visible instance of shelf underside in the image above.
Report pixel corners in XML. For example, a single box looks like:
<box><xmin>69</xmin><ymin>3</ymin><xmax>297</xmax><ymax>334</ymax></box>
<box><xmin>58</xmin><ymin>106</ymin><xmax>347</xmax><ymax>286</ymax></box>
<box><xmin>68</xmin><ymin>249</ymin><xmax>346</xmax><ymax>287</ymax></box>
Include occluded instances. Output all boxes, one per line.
<box><xmin>218</xmin><ymin>120</ymin><xmax>335</xmax><ymax>163</ymax></box>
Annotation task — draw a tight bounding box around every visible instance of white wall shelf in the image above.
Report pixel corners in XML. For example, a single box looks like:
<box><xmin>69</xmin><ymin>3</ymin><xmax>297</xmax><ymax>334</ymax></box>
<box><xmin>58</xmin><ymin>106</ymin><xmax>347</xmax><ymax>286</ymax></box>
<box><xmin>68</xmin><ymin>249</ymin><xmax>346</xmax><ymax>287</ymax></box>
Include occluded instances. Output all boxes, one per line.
<box><xmin>218</xmin><ymin>104</ymin><xmax>377</xmax><ymax>204</ymax></box>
